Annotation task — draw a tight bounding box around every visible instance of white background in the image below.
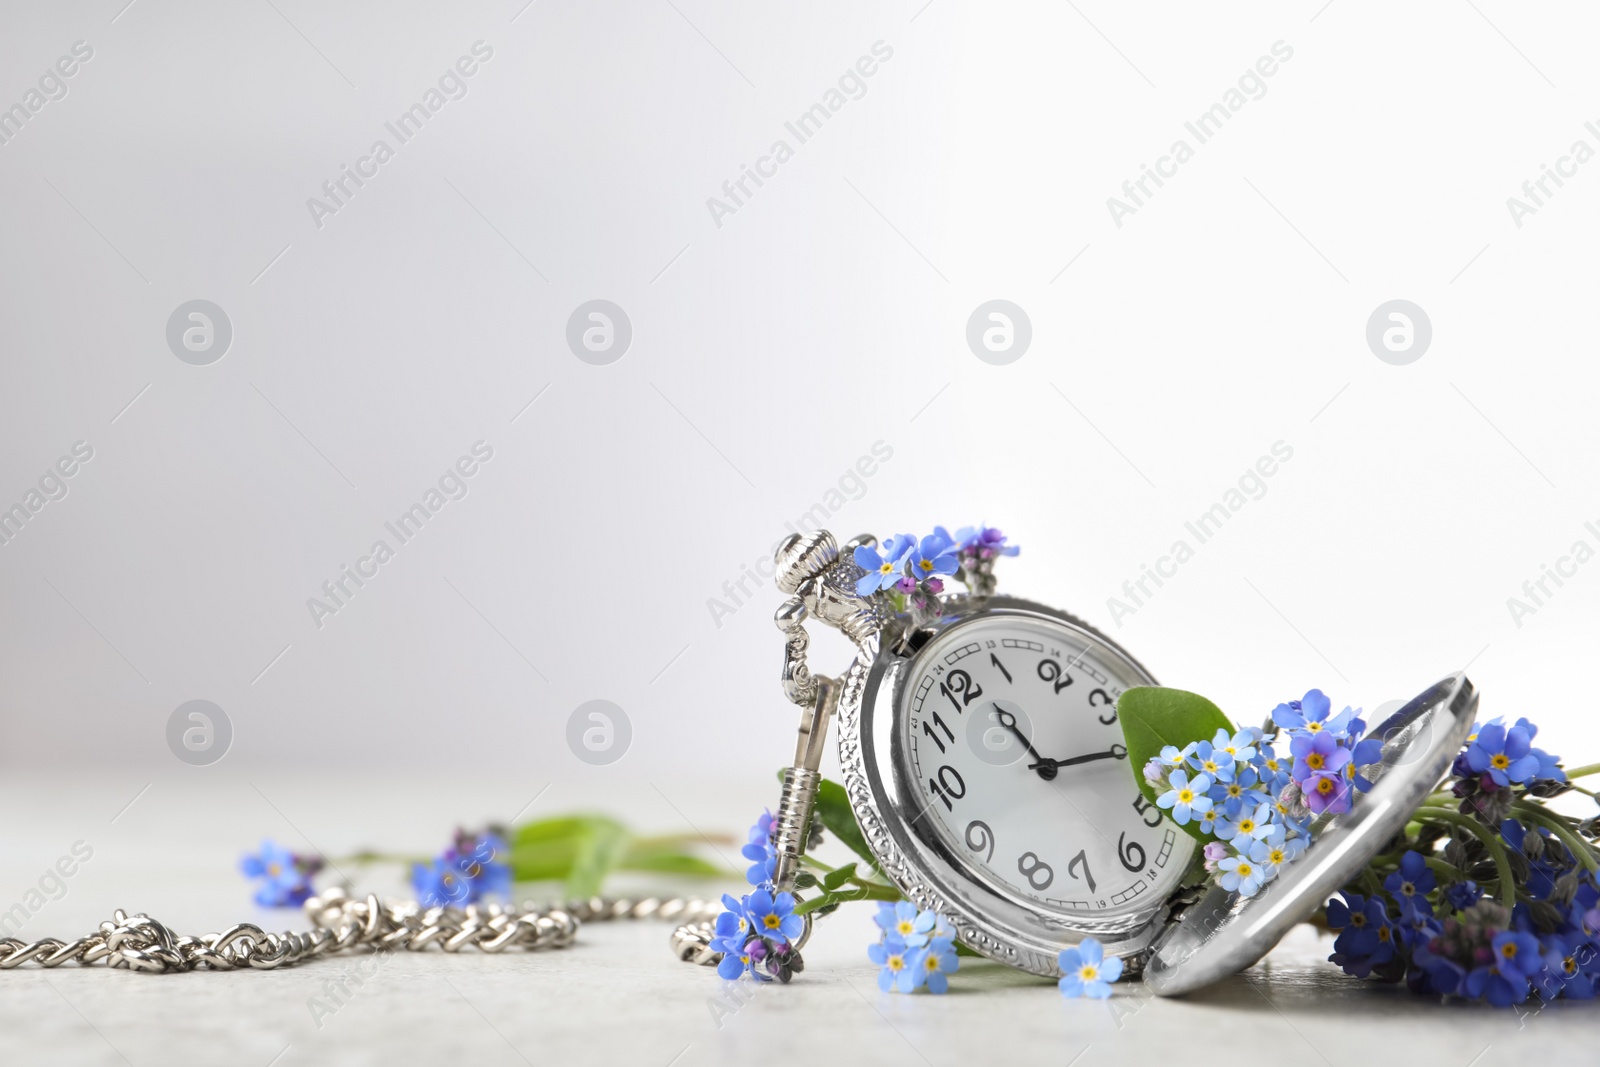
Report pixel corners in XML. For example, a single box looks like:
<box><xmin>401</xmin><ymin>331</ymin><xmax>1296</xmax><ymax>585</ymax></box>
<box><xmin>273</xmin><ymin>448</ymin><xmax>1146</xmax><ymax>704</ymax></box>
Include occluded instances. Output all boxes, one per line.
<box><xmin>2</xmin><ymin>0</ymin><xmax>1598</xmax><ymax>818</ymax></box>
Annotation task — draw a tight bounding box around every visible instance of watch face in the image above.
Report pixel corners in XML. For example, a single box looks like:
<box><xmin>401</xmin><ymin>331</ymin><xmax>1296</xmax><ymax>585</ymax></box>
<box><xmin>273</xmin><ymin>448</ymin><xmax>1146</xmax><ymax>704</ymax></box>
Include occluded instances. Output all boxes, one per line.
<box><xmin>901</xmin><ymin>613</ymin><xmax>1194</xmax><ymax>919</ymax></box>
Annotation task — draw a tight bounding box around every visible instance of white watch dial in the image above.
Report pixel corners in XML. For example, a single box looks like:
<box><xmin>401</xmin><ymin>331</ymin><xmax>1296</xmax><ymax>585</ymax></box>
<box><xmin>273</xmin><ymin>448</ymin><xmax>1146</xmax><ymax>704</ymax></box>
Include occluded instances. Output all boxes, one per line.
<box><xmin>903</xmin><ymin>615</ymin><xmax>1194</xmax><ymax>918</ymax></box>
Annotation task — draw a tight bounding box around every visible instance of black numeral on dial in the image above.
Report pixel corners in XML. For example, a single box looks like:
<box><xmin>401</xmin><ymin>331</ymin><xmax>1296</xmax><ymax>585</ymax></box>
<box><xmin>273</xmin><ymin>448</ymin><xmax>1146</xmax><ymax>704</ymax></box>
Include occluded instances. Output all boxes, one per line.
<box><xmin>1131</xmin><ymin>794</ymin><xmax>1163</xmax><ymax>827</ymax></box>
<box><xmin>939</xmin><ymin>669</ymin><xmax>982</xmax><ymax>712</ymax></box>
<box><xmin>1088</xmin><ymin>687</ymin><xmax>1117</xmax><ymax>724</ymax></box>
<box><xmin>1117</xmin><ymin>831</ymin><xmax>1147</xmax><ymax>873</ymax></box>
<box><xmin>927</xmin><ymin>765</ymin><xmax>966</xmax><ymax>811</ymax></box>
<box><xmin>920</xmin><ymin>710</ymin><xmax>955</xmax><ymax>753</ymax></box>
<box><xmin>1068</xmin><ymin>849</ymin><xmax>1097</xmax><ymax>893</ymax></box>
<box><xmin>989</xmin><ymin>653</ymin><xmax>1012</xmax><ymax>684</ymax></box>
<box><xmin>965</xmin><ymin>820</ymin><xmax>995</xmax><ymax>863</ymax></box>
<box><xmin>1017</xmin><ymin>851</ymin><xmax>1054</xmax><ymax>890</ymax></box>
<box><xmin>1036</xmin><ymin>658</ymin><xmax>1073</xmax><ymax>693</ymax></box>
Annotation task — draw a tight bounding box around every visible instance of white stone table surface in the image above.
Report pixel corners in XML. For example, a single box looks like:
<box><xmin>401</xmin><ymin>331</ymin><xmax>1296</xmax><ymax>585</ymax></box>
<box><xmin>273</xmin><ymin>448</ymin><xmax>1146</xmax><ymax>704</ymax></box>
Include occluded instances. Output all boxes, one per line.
<box><xmin>0</xmin><ymin>771</ymin><xmax>1592</xmax><ymax>1066</ymax></box>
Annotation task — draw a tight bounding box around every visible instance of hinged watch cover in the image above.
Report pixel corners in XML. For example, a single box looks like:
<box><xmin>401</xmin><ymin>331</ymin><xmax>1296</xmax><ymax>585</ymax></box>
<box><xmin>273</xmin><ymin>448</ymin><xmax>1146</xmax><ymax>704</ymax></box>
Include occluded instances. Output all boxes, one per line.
<box><xmin>1144</xmin><ymin>672</ymin><xmax>1478</xmax><ymax>995</ymax></box>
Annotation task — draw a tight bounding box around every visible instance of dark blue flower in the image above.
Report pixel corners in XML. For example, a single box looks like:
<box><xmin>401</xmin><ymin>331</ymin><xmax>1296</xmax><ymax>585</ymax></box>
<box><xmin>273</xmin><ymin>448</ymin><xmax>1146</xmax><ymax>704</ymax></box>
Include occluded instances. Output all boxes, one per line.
<box><xmin>240</xmin><ymin>839</ymin><xmax>321</xmax><ymax>908</ymax></box>
<box><xmin>1444</xmin><ymin>880</ymin><xmax>1482</xmax><ymax>912</ymax></box>
<box><xmin>1383</xmin><ymin>851</ymin><xmax>1437</xmax><ymax>920</ymax></box>
<box><xmin>1327</xmin><ymin>893</ymin><xmax>1396</xmax><ymax>977</ymax></box>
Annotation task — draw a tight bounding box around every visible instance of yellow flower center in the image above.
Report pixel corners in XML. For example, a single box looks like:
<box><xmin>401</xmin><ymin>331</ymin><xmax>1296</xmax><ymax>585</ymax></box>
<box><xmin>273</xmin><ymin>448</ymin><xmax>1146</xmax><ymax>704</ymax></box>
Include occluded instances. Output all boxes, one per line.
<box><xmin>1501</xmin><ymin>943</ymin><xmax>1518</xmax><ymax>960</ymax></box>
<box><xmin>1239</xmin><ymin>818</ymin><xmax>1255</xmax><ymax>834</ymax></box>
<box><xmin>1306</xmin><ymin>753</ymin><xmax>1325</xmax><ymax>770</ymax></box>
<box><xmin>897</xmin><ymin>920</ymin><xmax>914</xmax><ymax>936</ymax></box>
<box><xmin>1177</xmin><ymin>789</ymin><xmax>1195</xmax><ymax>803</ymax></box>
<box><xmin>1378</xmin><ymin>927</ymin><xmax>1391</xmax><ymax>943</ymax></box>
<box><xmin>1237</xmin><ymin>863</ymin><xmax>1253</xmax><ymax>877</ymax></box>
<box><xmin>1227</xmin><ymin>784</ymin><xmax>1243</xmax><ymax>798</ymax></box>
<box><xmin>880</xmin><ymin>562</ymin><xmax>894</xmax><ymax>575</ymax></box>
<box><xmin>1491</xmin><ymin>753</ymin><xmax>1510</xmax><ymax>770</ymax></box>
<box><xmin>1269</xmin><ymin>849</ymin><xmax>1287</xmax><ymax>865</ymax></box>
<box><xmin>1203</xmin><ymin>760</ymin><xmax>1219</xmax><ymax>774</ymax></box>
<box><xmin>1267</xmin><ymin>759</ymin><xmax>1280</xmax><ymax>772</ymax></box>
<box><xmin>763</xmin><ymin>914</ymin><xmax>782</xmax><ymax>930</ymax></box>
<box><xmin>1306</xmin><ymin>722</ymin><xmax>1323</xmax><ymax>733</ymax></box>
<box><xmin>1316</xmin><ymin>778</ymin><xmax>1336</xmax><ymax>795</ymax></box>
<box><xmin>267</xmin><ymin>863</ymin><xmax>282</xmax><ymax>878</ymax></box>
<box><xmin>887</xmin><ymin>955</ymin><xmax>905</xmax><ymax>972</ymax></box>
<box><xmin>1079</xmin><ymin>964</ymin><xmax>1099</xmax><ymax>981</ymax></box>
<box><xmin>919</xmin><ymin>559</ymin><xmax>934</xmax><ymax>573</ymax></box>
<box><xmin>925</xmin><ymin>956</ymin><xmax>940</xmax><ymax>972</ymax></box>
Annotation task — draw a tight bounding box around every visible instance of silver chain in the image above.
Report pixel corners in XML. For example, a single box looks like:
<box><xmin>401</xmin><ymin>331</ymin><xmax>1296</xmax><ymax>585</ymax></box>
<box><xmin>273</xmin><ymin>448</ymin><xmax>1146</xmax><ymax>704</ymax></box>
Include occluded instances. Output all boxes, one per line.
<box><xmin>0</xmin><ymin>886</ymin><xmax>721</xmax><ymax>974</ymax></box>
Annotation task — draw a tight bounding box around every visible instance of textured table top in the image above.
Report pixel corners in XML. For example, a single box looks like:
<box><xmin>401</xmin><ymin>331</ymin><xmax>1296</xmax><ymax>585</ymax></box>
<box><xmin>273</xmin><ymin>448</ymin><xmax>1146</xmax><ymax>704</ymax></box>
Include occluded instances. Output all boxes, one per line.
<box><xmin>0</xmin><ymin>772</ymin><xmax>1591</xmax><ymax>1066</ymax></box>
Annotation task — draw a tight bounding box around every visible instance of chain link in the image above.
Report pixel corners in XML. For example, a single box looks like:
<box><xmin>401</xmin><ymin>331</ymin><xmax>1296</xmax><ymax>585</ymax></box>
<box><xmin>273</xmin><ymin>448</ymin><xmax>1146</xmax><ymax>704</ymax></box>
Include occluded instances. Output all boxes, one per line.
<box><xmin>0</xmin><ymin>886</ymin><xmax>722</xmax><ymax>974</ymax></box>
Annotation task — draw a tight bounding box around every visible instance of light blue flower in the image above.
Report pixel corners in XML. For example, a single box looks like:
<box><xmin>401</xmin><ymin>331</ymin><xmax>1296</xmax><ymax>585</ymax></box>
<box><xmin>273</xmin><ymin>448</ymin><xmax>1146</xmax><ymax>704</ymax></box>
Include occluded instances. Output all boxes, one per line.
<box><xmin>907</xmin><ymin>534</ymin><xmax>959</xmax><ymax>582</ymax></box>
<box><xmin>1253</xmin><ymin>829</ymin><xmax>1305</xmax><ymax>878</ymax></box>
<box><xmin>869</xmin><ymin>934</ymin><xmax>922</xmax><ymax>993</ymax></box>
<box><xmin>1186</xmin><ymin>740</ymin><xmax>1235</xmax><ymax>783</ymax></box>
<box><xmin>1214</xmin><ymin>800</ymin><xmax>1275</xmax><ymax>847</ymax></box>
<box><xmin>241</xmin><ymin>839</ymin><xmax>320</xmax><ymax>908</ymax></box>
<box><xmin>1218</xmin><ymin>845</ymin><xmax>1268</xmax><ymax>897</ymax></box>
<box><xmin>1160</xmin><ymin>743</ymin><xmax>1196</xmax><ymax>769</ymax></box>
<box><xmin>1058</xmin><ymin>937</ymin><xmax>1123</xmax><ymax>999</ymax></box>
<box><xmin>1156</xmin><ymin>769</ymin><xmax>1213</xmax><ymax>825</ymax></box>
<box><xmin>853</xmin><ymin>541</ymin><xmax>911</xmax><ymax>596</ymax></box>
<box><xmin>1212</xmin><ymin>727</ymin><xmax>1258</xmax><ymax>765</ymax></box>
<box><xmin>882</xmin><ymin>901</ymin><xmax>938</xmax><ymax>947</ymax></box>
<box><xmin>744</xmin><ymin>888</ymin><xmax>805</xmax><ymax>945</ymax></box>
<box><xmin>1208</xmin><ymin>765</ymin><xmax>1265</xmax><ymax>818</ymax></box>
<box><xmin>917</xmin><ymin>936</ymin><xmax>960</xmax><ymax>994</ymax></box>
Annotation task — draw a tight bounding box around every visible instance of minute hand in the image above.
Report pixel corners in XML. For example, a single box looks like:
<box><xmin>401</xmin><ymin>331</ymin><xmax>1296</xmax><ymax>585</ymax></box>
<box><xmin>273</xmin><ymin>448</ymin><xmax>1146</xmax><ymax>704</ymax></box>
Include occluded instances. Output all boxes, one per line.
<box><xmin>1029</xmin><ymin>748</ymin><xmax>1124</xmax><ymax>772</ymax></box>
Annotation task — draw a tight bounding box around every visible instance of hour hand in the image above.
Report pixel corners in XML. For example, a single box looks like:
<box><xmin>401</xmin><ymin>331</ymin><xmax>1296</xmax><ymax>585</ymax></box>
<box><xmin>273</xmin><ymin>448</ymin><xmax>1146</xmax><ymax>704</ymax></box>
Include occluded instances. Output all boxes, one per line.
<box><xmin>991</xmin><ymin>705</ymin><xmax>1057</xmax><ymax>781</ymax></box>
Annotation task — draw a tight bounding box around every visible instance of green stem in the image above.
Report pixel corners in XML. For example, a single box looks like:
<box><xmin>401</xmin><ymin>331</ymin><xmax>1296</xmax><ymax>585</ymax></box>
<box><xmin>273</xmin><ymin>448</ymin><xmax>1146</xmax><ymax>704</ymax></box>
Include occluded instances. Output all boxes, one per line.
<box><xmin>1515</xmin><ymin>804</ymin><xmax>1600</xmax><ymax>873</ymax></box>
<box><xmin>1414</xmin><ymin>806</ymin><xmax>1517</xmax><ymax>909</ymax></box>
<box><xmin>1562</xmin><ymin>762</ymin><xmax>1600</xmax><ymax>780</ymax></box>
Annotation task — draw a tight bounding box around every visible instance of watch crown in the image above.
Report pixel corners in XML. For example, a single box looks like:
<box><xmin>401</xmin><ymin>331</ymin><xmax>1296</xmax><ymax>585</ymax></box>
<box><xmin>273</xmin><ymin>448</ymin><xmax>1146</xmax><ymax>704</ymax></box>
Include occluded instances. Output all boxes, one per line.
<box><xmin>774</xmin><ymin>531</ymin><xmax>838</xmax><ymax>595</ymax></box>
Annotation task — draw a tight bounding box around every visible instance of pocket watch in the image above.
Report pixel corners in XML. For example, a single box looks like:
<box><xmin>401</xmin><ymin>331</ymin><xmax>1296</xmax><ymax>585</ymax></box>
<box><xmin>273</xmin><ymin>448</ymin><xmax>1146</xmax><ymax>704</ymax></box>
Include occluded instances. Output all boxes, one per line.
<box><xmin>764</xmin><ymin>528</ymin><xmax>1476</xmax><ymax>994</ymax></box>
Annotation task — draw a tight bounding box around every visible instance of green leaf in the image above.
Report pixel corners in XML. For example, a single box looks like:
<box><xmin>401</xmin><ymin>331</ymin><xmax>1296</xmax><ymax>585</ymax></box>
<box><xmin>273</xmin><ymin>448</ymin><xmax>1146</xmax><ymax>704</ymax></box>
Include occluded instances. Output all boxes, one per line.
<box><xmin>813</xmin><ymin>778</ymin><xmax>881</xmax><ymax>872</ymax></box>
<box><xmin>1117</xmin><ymin>687</ymin><xmax>1235</xmax><ymax>845</ymax></box>
<box><xmin>822</xmin><ymin>862</ymin><xmax>857</xmax><ymax>891</ymax></box>
<box><xmin>793</xmin><ymin>871</ymin><xmax>821</xmax><ymax>889</ymax></box>
<box><xmin>618</xmin><ymin>852</ymin><xmax>725</xmax><ymax>877</ymax></box>
<box><xmin>566</xmin><ymin>819</ymin><xmax>630</xmax><ymax>898</ymax></box>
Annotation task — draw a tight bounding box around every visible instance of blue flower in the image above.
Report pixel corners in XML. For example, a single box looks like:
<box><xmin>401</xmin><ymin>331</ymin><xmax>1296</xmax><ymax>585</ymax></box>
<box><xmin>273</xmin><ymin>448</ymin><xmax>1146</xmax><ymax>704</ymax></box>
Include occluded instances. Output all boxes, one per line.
<box><xmin>882</xmin><ymin>901</ymin><xmax>937</xmax><ymax>947</ymax></box>
<box><xmin>741</xmin><ymin>839</ymin><xmax>776</xmax><ymax>887</ymax></box>
<box><xmin>1214</xmin><ymin>799</ymin><xmax>1274</xmax><ymax>846</ymax></box>
<box><xmin>1272</xmin><ymin>689</ymin><xmax>1332</xmax><ymax>733</ymax></box>
<box><xmin>917</xmin><ymin>936</ymin><xmax>960</xmax><ymax>994</ymax></box>
<box><xmin>1383</xmin><ymin>851</ymin><xmax>1437</xmax><ymax>919</ymax></box>
<box><xmin>712</xmin><ymin>903</ymin><xmax>755</xmax><ymax>979</ymax></box>
<box><xmin>869</xmin><ymin>934</ymin><xmax>922</xmax><ymax>992</ymax></box>
<box><xmin>1289</xmin><ymin>730</ymin><xmax>1350</xmax><ymax>783</ymax></box>
<box><xmin>1253</xmin><ymin>829</ymin><xmax>1305</xmax><ymax>878</ymax></box>
<box><xmin>907</xmin><ymin>534</ymin><xmax>959</xmax><ymax>582</ymax></box>
<box><xmin>1058</xmin><ymin>937</ymin><xmax>1123</xmax><ymax>999</ymax></box>
<box><xmin>1212</xmin><ymin>727</ymin><xmax>1258</xmax><ymax>765</ymax></box>
<box><xmin>1210</xmin><ymin>772</ymin><xmax>1267</xmax><ymax>821</ymax></box>
<box><xmin>1327</xmin><ymin>894</ymin><xmax>1397</xmax><ymax>978</ymax></box>
<box><xmin>945</xmin><ymin>525</ymin><xmax>1020</xmax><ymax>558</ymax></box>
<box><xmin>1217</xmin><ymin>845</ymin><xmax>1268</xmax><ymax>897</ymax></box>
<box><xmin>1467</xmin><ymin>720</ymin><xmax>1541</xmax><ymax>788</ymax></box>
<box><xmin>1156</xmin><ymin>769</ymin><xmax>1213</xmax><ymax>825</ymax></box>
<box><xmin>744</xmin><ymin>887</ymin><xmax>805</xmax><ymax>946</ymax></box>
<box><xmin>240</xmin><ymin>839</ymin><xmax>320</xmax><ymax>908</ymax></box>
<box><xmin>1185</xmin><ymin>740</ymin><xmax>1235</xmax><ymax>783</ymax></box>
<box><xmin>1444</xmin><ymin>880</ymin><xmax>1482</xmax><ymax>912</ymax></box>
<box><xmin>854</xmin><ymin>540</ymin><xmax>911</xmax><ymax>596</ymax></box>
<box><xmin>410</xmin><ymin>830</ymin><xmax>510</xmax><ymax>907</ymax></box>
